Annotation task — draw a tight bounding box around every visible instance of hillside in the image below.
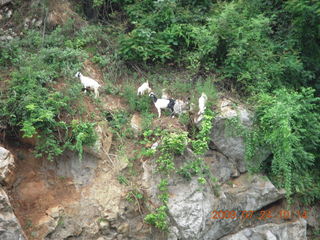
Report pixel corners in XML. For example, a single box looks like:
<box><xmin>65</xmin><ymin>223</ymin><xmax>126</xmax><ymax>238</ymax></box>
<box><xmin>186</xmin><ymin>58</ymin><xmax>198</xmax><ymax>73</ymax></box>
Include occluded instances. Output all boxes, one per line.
<box><xmin>0</xmin><ymin>0</ymin><xmax>320</xmax><ymax>240</ymax></box>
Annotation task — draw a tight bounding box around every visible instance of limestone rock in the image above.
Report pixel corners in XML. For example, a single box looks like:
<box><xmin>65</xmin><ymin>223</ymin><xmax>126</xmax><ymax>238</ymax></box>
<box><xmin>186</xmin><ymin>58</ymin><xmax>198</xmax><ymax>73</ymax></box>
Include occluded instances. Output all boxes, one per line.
<box><xmin>211</xmin><ymin>98</ymin><xmax>270</xmax><ymax>173</ymax></box>
<box><xmin>220</xmin><ymin>219</ymin><xmax>307</xmax><ymax>240</ymax></box>
<box><xmin>204</xmin><ymin>150</ymin><xmax>238</xmax><ymax>182</ymax></box>
<box><xmin>0</xmin><ymin>146</ymin><xmax>15</xmax><ymax>185</ymax></box>
<box><xmin>168</xmin><ymin>178</ymin><xmax>214</xmax><ymax>239</ymax></box>
<box><xmin>167</xmin><ymin>173</ymin><xmax>284</xmax><ymax>240</ymax></box>
<box><xmin>0</xmin><ymin>188</ymin><xmax>26</xmax><ymax>240</ymax></box>
<box><xmin>168</xmin><ymin>226</ymin><xmax>180</xmax><ymax>240</ymax></box>
<box><xmin>98</xmin><ymin>219</ymin><xmax>110</xmax><ymax>235</ymax></box>
<box><xmin>201</xmin><ymin>174</ymin><xmax>285</xmax><ymax>240</ymax></box>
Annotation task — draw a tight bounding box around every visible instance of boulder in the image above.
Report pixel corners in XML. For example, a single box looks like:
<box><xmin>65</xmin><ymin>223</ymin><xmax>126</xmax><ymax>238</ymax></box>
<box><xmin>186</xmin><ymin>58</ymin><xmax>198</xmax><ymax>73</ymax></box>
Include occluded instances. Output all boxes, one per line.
<box><xmin>0</xmin><ymin>188</ymin><xmax>26</xmax><ymax>240</ymax></box>
<box><xmin>204</xmin><ymin>150</ymin><xmax>239</xmax><ymax>182</ymax></box>
<box><xmin>167</xmin><ymin>173</ymin><xmax>284</xmax><ymax>240</ymax></box>
<box><xmin>201</xmin><ymin>174</ymin><xmax>285</xmax><ymax>240</ymax></box>
<box><xmin>168</xmin><ymin>178</ymin><xmax>214</xmax><ymax>239</ymax></box>
<box><xmin>211</xmin><ymin>98</ymin><xmax>270</xmax><ymax>173</ymax></box>
<box><xmin>0</xmin><ymin>146</ymin><xmax>15</xmax><ymax>185</ymax></box>
<box><xmin>220</xmin><ymin>219</ymin><xmax>307</xmax><ymax>240</ymax></box>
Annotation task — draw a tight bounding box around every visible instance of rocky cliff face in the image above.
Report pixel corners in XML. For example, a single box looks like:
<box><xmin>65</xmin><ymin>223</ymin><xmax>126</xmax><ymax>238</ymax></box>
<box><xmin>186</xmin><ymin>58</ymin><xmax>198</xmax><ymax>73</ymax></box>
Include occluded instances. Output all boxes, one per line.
<box><xmin>0</xmin><ymin>147</ymin><xmax>26</xmax><ymax>240</ymax></box>
<box><xmin>0</xmin><ymin>97</ymin><xmax>314</xmax><ymax>240</ymax></box>
<box><xmin>0</xmin><ymin>1</ymin><xmax>317</xmax><ymax>239</ymax></box>
<box><xmin>142</xmin><ymin>98</ymin><xmax>310</xmax><ymax>240</ymax></box>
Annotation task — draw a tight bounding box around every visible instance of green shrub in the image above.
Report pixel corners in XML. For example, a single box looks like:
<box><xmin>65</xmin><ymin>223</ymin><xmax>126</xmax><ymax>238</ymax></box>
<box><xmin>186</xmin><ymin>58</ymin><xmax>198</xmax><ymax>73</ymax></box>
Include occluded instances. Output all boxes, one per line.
<box><xmin>141</xmin><ymin>112</ymin><xmax>155</xmax><ymax>131</ymax></box>
<box><xmin>144</xmin><ymin>205</ymin><xmax>169</xmax><ymax>231</ymax></box>
<box><xmin>177</xmin><ymin>158</ymin><xmax>209</xmax><ymax>180</ymax></box>
<box><xmin>118</xmin><ymin>0</ymin><xmax>317</xmax><ymax>94</ymax></box>
<box><xmin>68</xmin><ymin>120</ymin><xmax>97</xmax><ymax>160</ymax></box>
<box><xmin>123</xmin><ymin>84</ymin><xmax>151</xmax><ymax>113</ymax></box>
<box><xmin>0</xmin><ymin>24</ymin><xmax>99</xmax><ymax>161</ymax></box>
<box><xmin>109</xmin><ymin>111</ymin><xmax>132</xmax><ymax>138</ymax></box>
<box><xmin>161</xmin><ymin>131</ymin><xmax>188</xmax><ymax>155</ymax></box>
<box><xmin>247</xmin><ymin>88</ymin><xmax>320</xmax><ymax>202</ymax></box>
<box><xmin>119</xmin><ymin>28</ymin><xmax>173</xmax><ymax>63</ymax></box>
<box><xmin>0</xmin><ymin>40</ymin><xmax>21</xmax><ymax>67</ymax></box>
<box><xmin>192</xmin><ymin>109</ymin><xmax>215</xmax><ymax>155</ymax></box>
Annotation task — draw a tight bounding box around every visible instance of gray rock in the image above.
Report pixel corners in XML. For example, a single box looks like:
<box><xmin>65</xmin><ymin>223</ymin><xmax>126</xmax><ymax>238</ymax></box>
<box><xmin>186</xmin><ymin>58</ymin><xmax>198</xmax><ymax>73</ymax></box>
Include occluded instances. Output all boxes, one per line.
<box><xmin>211</xmin><ymin>98</ymin><xmax>270</xmax><ymax>173</ymax></box>
<box><xmin>168</xmin><ymin>226</ymin><xmax>180</xmax><ymax>240</ymax></box>
<box><xmin>220</xmin><ymin>219</ymin><xmax>307</xmax><ymax>240</ymax></box>
<box><xmin>168</xmin><ymin>178</ymin><xmax>214</xmax><ymax>239</ymax></box>
<box><xmin>167</xmin><ymin>173</ymin><xmax>284</xmax><ymax>240</ymax></box>
<box><xmin>98</xmin><ymin>219</ymin><xmax>110</xmax><ymax>235</ymax></box>
<box><xmin>173</xmin><ymin>99</ymin><xmax>189</xmax><ymax>116</ymax></box>
<box><xmin>0</xmin><ymin>188</ymin><xmax>26</xmax><ymax>240</ymax></box>
<box><xmin>0</xmin><ymin>146</ymin><xmax>14</xmax><ymax>185</ymax></box>
<box><xmin>46</xmin><ymin>151</ymin><xmax>98</xmax><ymax>187</ymax></box>
<box><xmin>204</xmin><ymin>150</ymin><xmax>238</xmax><ymax>182</ymax></box>
<box><xmin>201</xmin><ymin>174</ymin><xmax>285</xmax><ymax>240</ymax></box>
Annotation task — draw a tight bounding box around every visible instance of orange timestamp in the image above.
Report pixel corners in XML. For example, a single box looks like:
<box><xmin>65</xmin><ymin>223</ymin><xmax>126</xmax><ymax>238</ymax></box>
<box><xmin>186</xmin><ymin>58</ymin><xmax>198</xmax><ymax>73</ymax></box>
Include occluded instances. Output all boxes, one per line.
<box><xmin>211</xmin><ymin>210</ymin><xmax>308</xmax><ymax>220</ymax></box>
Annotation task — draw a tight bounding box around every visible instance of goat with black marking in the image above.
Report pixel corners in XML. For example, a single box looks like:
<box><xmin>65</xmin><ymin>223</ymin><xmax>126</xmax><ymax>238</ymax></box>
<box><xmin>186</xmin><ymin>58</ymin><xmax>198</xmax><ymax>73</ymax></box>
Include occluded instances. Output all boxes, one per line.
<box><xmin>75</xmin><ymin>72</ymin><xmax>101</xmax><ymax>98</ymax></box>
<box><xmin>149</xmin><ymin>92</ymin><xmax>175</xmax><ymax>118</ymax></box>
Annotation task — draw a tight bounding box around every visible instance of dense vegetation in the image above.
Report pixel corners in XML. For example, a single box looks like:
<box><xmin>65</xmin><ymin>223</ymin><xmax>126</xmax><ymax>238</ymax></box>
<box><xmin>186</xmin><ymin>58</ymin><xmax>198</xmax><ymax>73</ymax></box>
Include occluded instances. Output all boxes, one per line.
<box><xmin>90</xmin><ymin>0</ymin><xmax>320</xmax><ymax>205</ymax></box>
<box><xmin>0</xmin><ymin>0</ymin><xmax>319</xmax><ymax>231</ymax></box>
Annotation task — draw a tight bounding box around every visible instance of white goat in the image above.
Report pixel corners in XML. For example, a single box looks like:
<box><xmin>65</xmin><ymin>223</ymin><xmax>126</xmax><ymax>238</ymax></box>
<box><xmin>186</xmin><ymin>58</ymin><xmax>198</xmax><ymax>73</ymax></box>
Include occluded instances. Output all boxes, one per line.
<box><xmin>149</xmin><ymin>92</ymin><xmax>175</xmax><ymax>118</ymax></box>
<box><xmin>137</xmin><ymin>81</ymin><xmax>152</xmax><ymax>95</ymax></box>
<box><xmin>198</xmin><ymin>92</ymin><xmax>208</xmax><ymax>115</ymax></box>
<box><xmin>75</xmin><ymin>72</ymin><xmax>101</xmax><ymax>98</ymax></box>
<box><xmin>151</xmin><ymin>141</ymin><xmax>159</xmax><ymax>150</ymax></box>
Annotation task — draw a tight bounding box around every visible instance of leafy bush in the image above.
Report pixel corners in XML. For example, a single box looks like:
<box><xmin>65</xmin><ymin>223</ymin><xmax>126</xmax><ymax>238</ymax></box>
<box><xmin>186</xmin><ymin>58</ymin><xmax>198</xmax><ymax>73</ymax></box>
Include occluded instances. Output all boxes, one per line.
<box><xmin>192</xmin><ymin>109</ymin><xmax>215</xmax><ymax>155</ymax></box>
<box><xmin>247</xmin><ymin>88</ymin><xmax>320</xmax><ymax>202</ymax></box>
<box><xmin>0</xmin><ymin>24</ymin><xmax>99</xmax><ymax>161</ymax></box>
<box><xmin>109</xmin><ymin>111</ymin><xmax>132</xmax><ymax>138</ymax></box>
<box><xmin>161</xmin><ymin>131</ymin><xmax>188</xmax><ymax>155</ymax></box>
<box><xmin>123</xmin><ymin>84</ymin><xmax>151</xmax><ymax>113</ymax></box>
<box><xmin>177</xmin><ymin>158</ymin><xmax>209</xmax><ymax>180</ymax></box>
<box><xmin>68</xmin><ymin>120</ymin><xmax>97</xmax><ymax>160</ymax></box>
<box><xmin>118</xmin><ymin>0</ymin><xmax>317</xmax><ymax>95</ymax></box>
<box><xmin>119</xmin><ymin>28</ymin><xmax>173</xmax><ymax>63</ymax></box>
<box><xmin>144</xmin><ymin>205</ymin><xmax>169</xmax><ymax>231</ymax></box>
<box><xmin>158</xmin><ymin>179</ymin><xmax>169</xmax><ymax>204</ymax></box>
<box><xmin>0</xmin><ymin>40</ymin><xmax>22</xmax><ymax>67</ymax></box>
